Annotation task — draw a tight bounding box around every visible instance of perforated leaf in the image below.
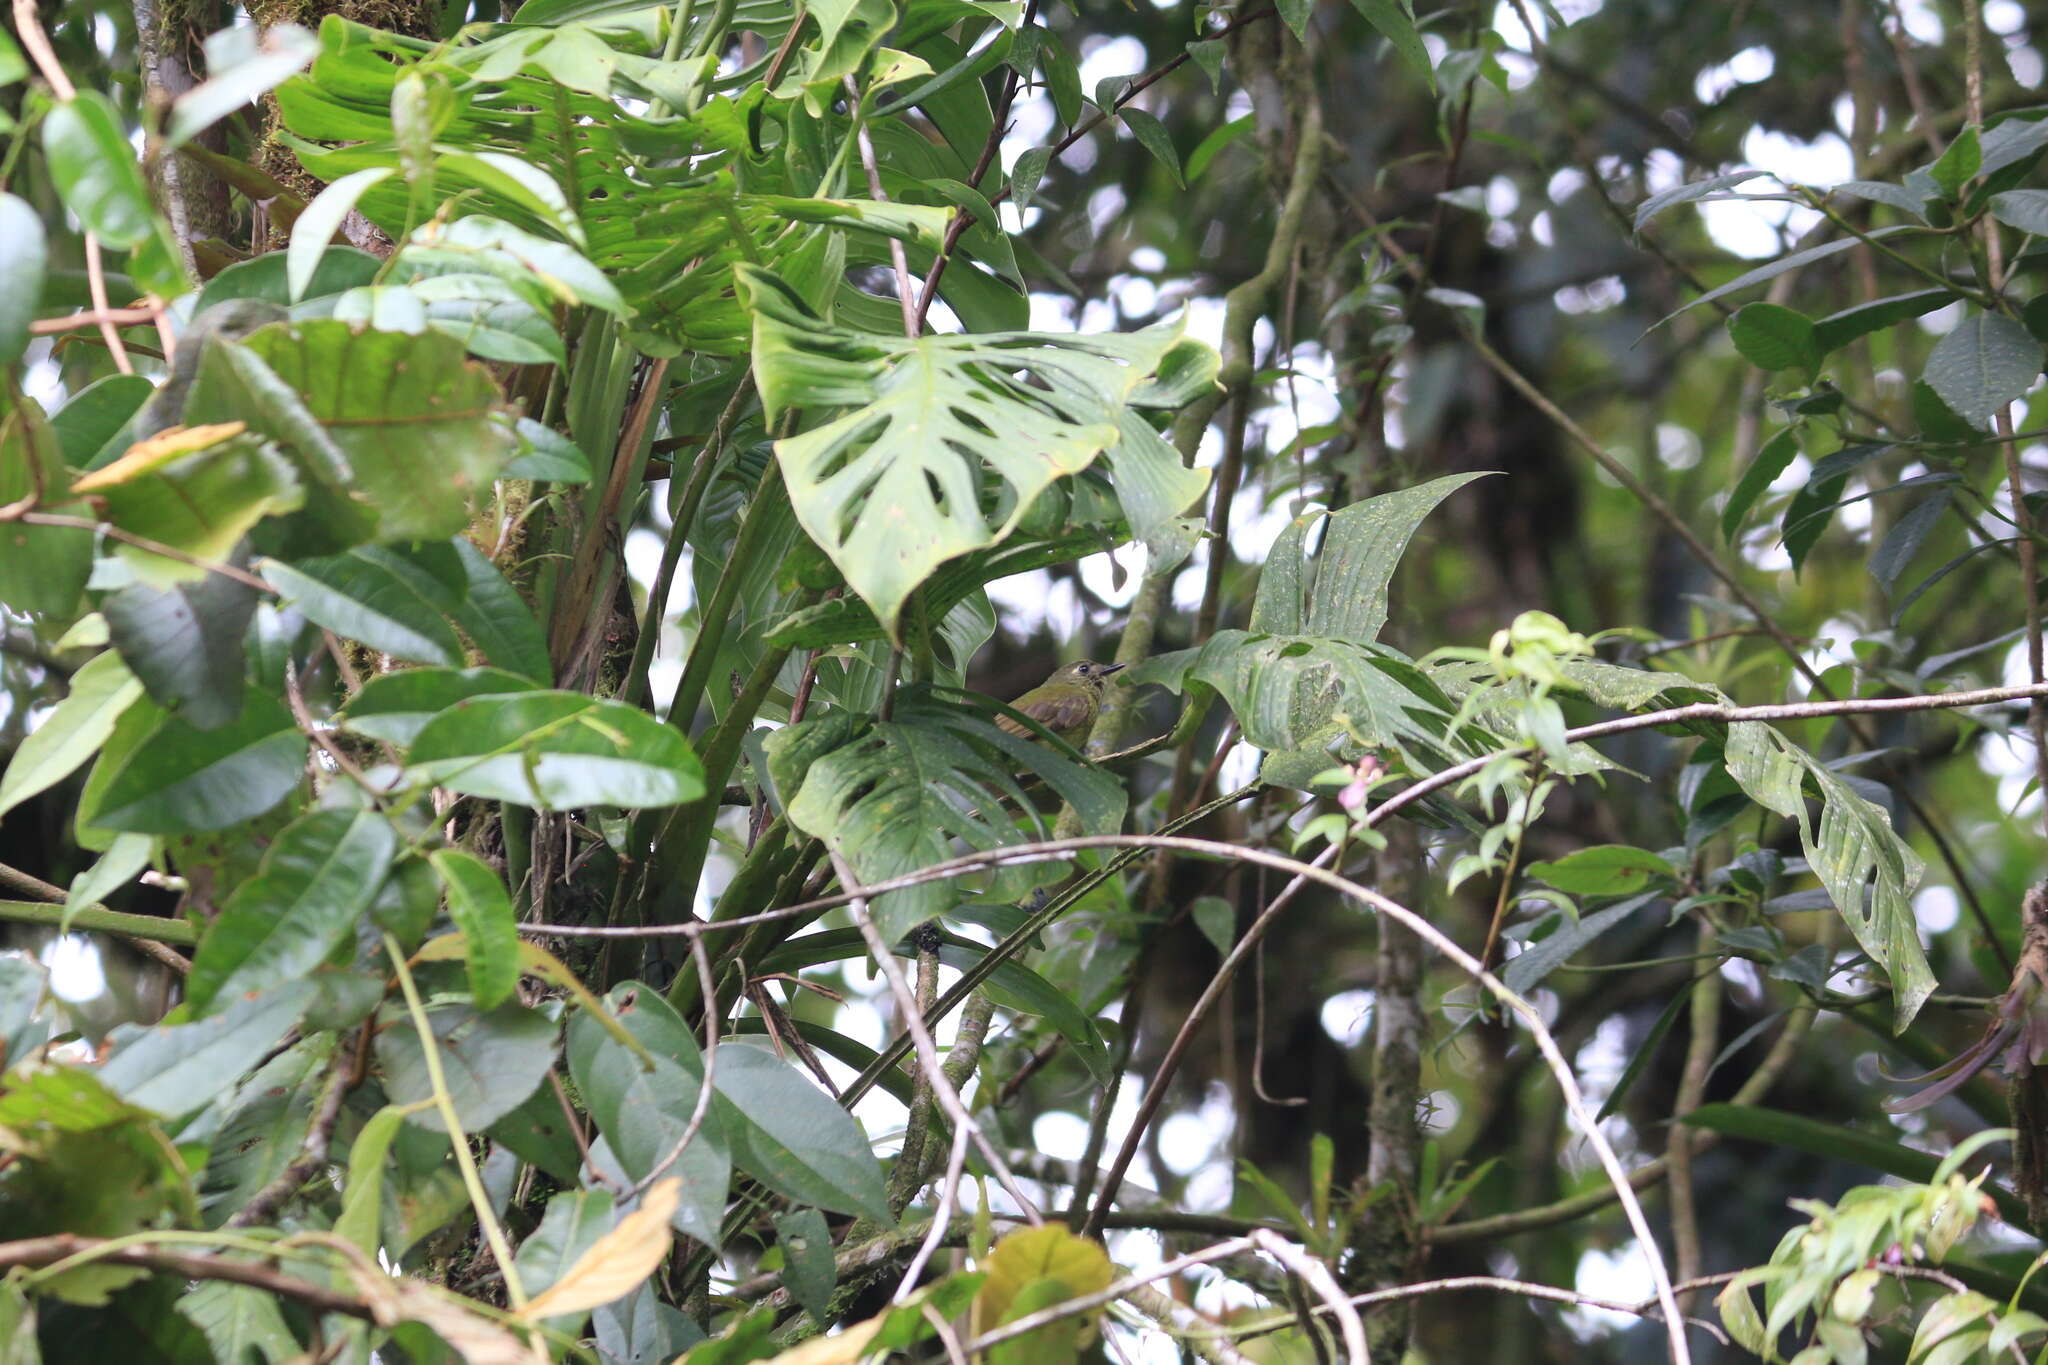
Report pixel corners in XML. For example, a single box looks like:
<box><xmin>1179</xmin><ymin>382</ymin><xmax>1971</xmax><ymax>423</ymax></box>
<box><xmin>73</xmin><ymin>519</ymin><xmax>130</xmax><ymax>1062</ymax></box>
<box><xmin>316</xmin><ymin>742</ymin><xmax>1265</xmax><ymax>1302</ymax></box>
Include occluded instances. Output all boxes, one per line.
<box><xmin>738</xmin><ymin>264</ymin><xmax>1215</xmax><ymax>634</ymax></box>
<box><xmin>766</xmin><ymin>687</ymin><xmax>1126</xmax><ymax>940</ymax></box>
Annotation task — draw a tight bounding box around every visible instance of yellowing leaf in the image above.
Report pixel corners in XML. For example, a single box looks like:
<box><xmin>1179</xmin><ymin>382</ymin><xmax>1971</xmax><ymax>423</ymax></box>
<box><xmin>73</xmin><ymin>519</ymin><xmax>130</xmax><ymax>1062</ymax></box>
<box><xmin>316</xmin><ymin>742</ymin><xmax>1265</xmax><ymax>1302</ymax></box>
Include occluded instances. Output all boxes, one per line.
<box><xmin>518</xmin><ymin>1177</ymin><xmax>680</xmax><ymax>1321</ymax></box>
<box><xmin>70</xmin><ymin>422</ymin><xmax>250</xmax><ymax>492</ymax></box>
<box><xmin>759</xmin><ymin>1315</ymin><xmax>882</xmax><ymax>1364</ymax></box>
<box><xmin>969</xmin><ymin>1225</ymin><xmax>1114</xmax><ymax>1346</ymax></box>
<box><xmin>347</xmin><ymin>1261</ymin><xmax>542</xmax><ymax>1365</ymax></box>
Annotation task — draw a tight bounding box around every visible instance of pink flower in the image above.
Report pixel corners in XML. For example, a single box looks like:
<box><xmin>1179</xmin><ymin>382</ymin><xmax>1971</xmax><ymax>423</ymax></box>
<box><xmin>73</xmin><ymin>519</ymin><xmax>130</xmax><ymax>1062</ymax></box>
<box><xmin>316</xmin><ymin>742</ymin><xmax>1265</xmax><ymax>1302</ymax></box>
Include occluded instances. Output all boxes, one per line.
<box><xmin>1338</xmin><ymin>754</ymin><xmax>1386</xmax><ymax>811</ymax></box>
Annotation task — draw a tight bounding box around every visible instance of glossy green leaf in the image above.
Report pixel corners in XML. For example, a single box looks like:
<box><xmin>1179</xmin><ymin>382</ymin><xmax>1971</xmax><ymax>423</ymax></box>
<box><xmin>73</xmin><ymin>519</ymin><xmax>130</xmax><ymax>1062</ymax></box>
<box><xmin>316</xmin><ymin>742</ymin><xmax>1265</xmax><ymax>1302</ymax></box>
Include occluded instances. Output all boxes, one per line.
<box><xmin>1812</xmin><ymin>288</ymin><xmax>1955</xmax><ymax>359</ymax></box>
<box><xmin>0</xmin><ymin>193</ymin><xmax>46</xmax><ymax>365</ymax></box>
<box><xmin>1722</xmin><ymin>428</ymin><xmax>1799</xmax><ymax>541</ymax></box>
<box><xmin>0</xmin><ymin>651</ymin><xmax>143</xmax><ymax>820</ymax></box>
<box><xmin>81</xmin><ymin>426</ymin><xmax>303</xmax><ymax>587</ymax></box>
<box><xmin>1654</xmin><ymin>229</ymin><xmax>1915</xmax><ymax>328</ymax></box>
<box><xmin>1929</xmin><ymin>126</ymin><xmax>1982</xmax><ymax>198</ymax></box>
<box><xmin>430</xmin><ymin>849</ymin><xmax>520</xmax><ymax>1010</ymax></box>
<box><xmin>42</xmin><ymin>92</ymin><xmax>156</xmax><ymax>249</ymax></box>
<box><xmin>98</xmin><ymin>981</ymin><xmax>313</xmax><ymax>1113</ymax></box>
<box><xmin>103</xmin><ymin>569</ymin><xmax>260</xmax><ymax>731</ymax></box>
<box><xmin>737</xmin><ymin>263</ymin><xmax>1214</xmax><ymax>635</ymax></box>
<box><xmin>0</xmin><ymin>399</ymin><xmax>94</xmax><ymax>618</ymax></box>
<box><xmin>186</xmin><ymin>809</ymin><xmax>396</xmax><ymax>1014</ymax></box>
<box><xmin>406</xmin><ymin>691</ymin><xmax>704</xmax><ymax>809</ymax></box>
<box><xmin>1527</xmin><ymin>844</ymin><xmax>1680</xmax><ymax>896</ymax></box>
<box><xmin>565</xmin><ymin>985</ymin><xmax>730</xmax><ymax>1245</ymax></box>
<box><xmin>1728</xmin><ymin>302</ymin><xmax>1818</xmax><ymax>373</ymax></box>
<box><xmin>1634</xmin><ymin>169</ymin><xmax>1765</xmax><ymax>235</ymax></box>
<box><xmin>1923</xmin><ymin>311</ymin><xmax>2043</xmax><ymax>429</ymax></box>
<box><xmin>340</xmin><ymin>666</ymin><xmax>539</xmax><ymax>745</ymax></box>
<box><xmin>517</xmin><ymin>1189</ymin><xmax>617</xmax><ymax>1307</ymax></box>
<box><xmin>376</xmin><ymin>999</ymin><xmax>558</xmax><ymax>1132</ymax></box>
<box><xmin>710</xmin><ymin>1041</ymin><xmax>891</xmax><ymax>1224</ymax></box>
<box><xmin>175</xmin><ymin>1283</ymin><xmax>300</xmax><ymax>1364</ymax></box>
<box><xmin>774</xmin><ymin>1208</ymin><xmax>835</xmax><ymax>1324</ymax></box>
<box><xmin>289</xmin><ymin>168</ymin><xmax>393</xmax><ymax>303</ymax></box>
<box><xmin>1346</xmin><ymin>0</ymin><xmax>1433</xmax><ymax>86</ymax></box>
<box><xmin>503</xmin><ymin>418</ymin><xmax>593</xmax><ymax>483</ymax></box>
<box><xmin>1118</xmin><ymin>108</ymin><xmax>1184</xmax><ymax>187</ymax></box>
<box><xmin>1009</xmin><ymin>146</ymin><xmax>1051</xmax><ymax>212</ymax></box>
<box><xmin>262</xmin><ymin>548</ymin><xmax>465</xmax><ymax>664</ymax></box>
<box><xmin>184</xmin><ymin>321</ymin><xmax>517</xmax><ymax>546</ymax></box>
<box><xmin>451</xmin><ymin>537</ymin><xmax>553</xmax><ymax>683</ymax></box>
<box><xmin>1186</xmin><ymin>113</ymin><xmax>1254</xmax><ymax>182</ymax></box>
<box><xmin>90</xmin><ymin>693</ymin><xmax>305</xmax><ymax>833</ymax></box>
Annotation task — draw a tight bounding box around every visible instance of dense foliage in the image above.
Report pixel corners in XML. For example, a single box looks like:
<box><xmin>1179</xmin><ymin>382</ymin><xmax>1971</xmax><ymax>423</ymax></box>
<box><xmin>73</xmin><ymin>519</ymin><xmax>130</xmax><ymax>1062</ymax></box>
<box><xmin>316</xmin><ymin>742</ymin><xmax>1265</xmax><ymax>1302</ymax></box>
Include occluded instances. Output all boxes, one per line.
<box><xmin>10</xmin><ymin>0</ymin><xmax>2048</xmax><ymax>1361</ymax></box>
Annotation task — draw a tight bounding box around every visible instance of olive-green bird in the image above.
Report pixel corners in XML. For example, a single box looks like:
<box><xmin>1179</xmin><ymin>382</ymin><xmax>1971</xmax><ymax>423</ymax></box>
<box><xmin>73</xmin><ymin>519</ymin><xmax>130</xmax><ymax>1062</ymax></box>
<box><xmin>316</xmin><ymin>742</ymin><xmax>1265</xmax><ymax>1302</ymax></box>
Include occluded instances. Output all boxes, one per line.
<box><xmin>996</xmin><ymin>660</ymin><xmax>1126</xmax><ymax>743</ymax></box>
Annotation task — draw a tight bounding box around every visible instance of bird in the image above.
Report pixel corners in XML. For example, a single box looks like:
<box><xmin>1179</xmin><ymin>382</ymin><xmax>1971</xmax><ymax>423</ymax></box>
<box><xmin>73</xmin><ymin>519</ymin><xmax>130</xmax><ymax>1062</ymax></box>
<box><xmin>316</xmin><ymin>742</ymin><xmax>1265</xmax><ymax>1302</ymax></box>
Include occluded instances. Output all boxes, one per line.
<box><xmin>995</xmin><ymin>660</ymin><xmax>1126</xmax><ymax>744</ymax></box>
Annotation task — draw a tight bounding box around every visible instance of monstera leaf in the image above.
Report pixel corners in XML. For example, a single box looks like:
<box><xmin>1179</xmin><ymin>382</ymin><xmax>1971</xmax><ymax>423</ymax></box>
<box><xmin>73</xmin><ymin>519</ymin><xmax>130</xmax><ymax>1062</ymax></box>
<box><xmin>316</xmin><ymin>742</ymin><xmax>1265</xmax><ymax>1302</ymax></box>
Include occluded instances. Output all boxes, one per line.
<box><xmin>764</xmin><ymin>686</ymin><xmax>1125</xmax><ymax>940</ymax></box>
<box><xmin>737</xmin><ymin>264</ymin><xmax>1216</xmax><ymax>635</ymax></box>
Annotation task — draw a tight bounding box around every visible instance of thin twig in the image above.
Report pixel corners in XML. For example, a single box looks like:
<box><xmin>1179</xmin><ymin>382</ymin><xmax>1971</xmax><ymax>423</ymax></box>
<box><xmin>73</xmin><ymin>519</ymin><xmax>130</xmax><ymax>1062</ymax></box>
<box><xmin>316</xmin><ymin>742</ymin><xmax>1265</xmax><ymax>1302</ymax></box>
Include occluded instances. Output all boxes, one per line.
<box><xmin>911</xmin><ymin>7</ymin><xmax>1278</xmax><ymax>327</ymax></box>
<box><xmin>82</xmin><ymin>232</ymin><xmax>134</xmax><ymax>375</ymax></box>
<box><xmin>227</xmin><ymin>1027</ymin><xmax>366</xmax><ymax>1228</ymax></box>
<box><xmin>830</xmin><ymin>851</ymin><xmax>1044</xmax><ymax>1226</ymax></box>
<box><xmin>29</xmin><ymin>306</ymin><xmax>163</xmax><ymax>336</ymax></box>
<box><xmin>0</xmin><ymin>1235</ymin><xmax>370</xmax><ymax>1319</ymax></box>
<box><xmin>625</xmin><ymin>931</ymin><xmax>721</xmax><ymax>1200</ymax></box>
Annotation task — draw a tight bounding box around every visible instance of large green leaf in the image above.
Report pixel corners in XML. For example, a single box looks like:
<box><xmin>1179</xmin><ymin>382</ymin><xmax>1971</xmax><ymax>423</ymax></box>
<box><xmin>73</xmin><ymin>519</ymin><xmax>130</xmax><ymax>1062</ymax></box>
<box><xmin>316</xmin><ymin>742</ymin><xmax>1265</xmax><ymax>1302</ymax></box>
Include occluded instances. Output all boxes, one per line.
<box><xmin>710</xmin><ymin>1041</ymin><xmax>891</xmax><ymax>1224</ymax></box>
<box><xmin>1922</xmin><ymin>311</ymin><xmax>2044</xmax><ymax>430</ymax></box>
<box><xmin>185</xmin><ymin>809</ymin><xmax>395</xmax><ymax>1014</ymax></box>
<box><xmin>737</xmin><ymin>264</ymin><xmax>1216</xmax><ymax>634</ymax></box>
<box><xmin>376</xmin><ymin>999</ymin><xmax>558</xmax><ymax>1132</ymax></box>
<box><xmin>262</xmin><ymin>547</ymin><xmax>465</xmax><ymax>665</ymax></box>
<box><xmin>565</xmin><ymin>985</ymin><xmax>731</xmax><ymax>1245</ymax></box>
<box><xmin>0</xmin><ymin>192</ymin><xmax>46</xmax><ymax>366</ymax></box>
<box><xmin>103</xmin><ymin>567</ymin><xmax>261</xmax><ymax>732</ymax></box>
<box><xmin>451</xmin><ymin>537</ymin><xmax>553</xmax><ymax>683</ymax></box>
<box><xmin>183</xmin><ymin>320</ymin><xmax>516</xmax><ymax>547</ymax></box>
<box><xmin>339</xmin><ymin>666</ymin><xmax>539</xmax><ymax>745</ymax></box>
<box><xmin>42</xmin><ymin>92</ymin><xmax>157</xmax><ymax>250</ymax></box>
<box><xmin>517</xmin><ymin>1189</ymin><xmax>618</xmax><ymax>1310</ymax></box>
<box><xmin>175</xmin><ymin>1283</ymin><xmax>301</xmax><ymax>1365</ymax></box>
<box><xmin>1725</xmin><ymin>722</ymin><xmax>1933</xmax><ymax>1028</ymax></box>
<box><xmin>0</xmin><ymin>651</ymin><xmax>142</xmax><ymax>820</ymax></box>
<box><xmin>89</xmin><ymin>693</ymin><xmax>306</xmax><ymax>834</ymax></box>
<box><xmin>767</xmin><ymin>686</ymin><xmax>1125</xmax><ymax>940</ymax></box>
<box><xmin>405</xmin><ymin>691</ymin><xmax>706</xmax><ymax>809</ymax></box>
<box><xmin>1131</xmin><ymin>480</ymin><xmax>1486</xmax><ymax>761</ymax></box>
<box><xmin>97</xmin><ymin>982</ymin><xmax>314</xmax><ymax>1115</ymax></box>
<box><xmin>0</xmin><ymin>399</ymin><xmax>94</xmax><ymax>618</ymax></box>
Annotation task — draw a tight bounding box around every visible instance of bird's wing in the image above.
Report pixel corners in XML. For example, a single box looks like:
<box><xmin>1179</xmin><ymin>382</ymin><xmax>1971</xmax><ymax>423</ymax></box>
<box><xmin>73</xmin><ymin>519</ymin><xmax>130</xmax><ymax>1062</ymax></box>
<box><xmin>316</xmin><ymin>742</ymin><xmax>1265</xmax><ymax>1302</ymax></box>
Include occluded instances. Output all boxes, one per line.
<box><xmin>998</xmin><ymin>689</ymin><xmax>1096</xmax><ymax>737</ymax></box>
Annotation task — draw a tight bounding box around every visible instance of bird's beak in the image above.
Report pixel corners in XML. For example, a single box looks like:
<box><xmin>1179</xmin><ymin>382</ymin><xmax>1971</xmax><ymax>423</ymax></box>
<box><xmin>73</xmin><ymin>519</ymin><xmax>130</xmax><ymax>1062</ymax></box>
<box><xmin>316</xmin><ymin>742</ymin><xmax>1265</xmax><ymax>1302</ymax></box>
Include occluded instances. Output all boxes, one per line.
<box><xmin>1101</xmin><ymin>663</ymin><xmax>1126</xmax><ymax>675</ymax></box>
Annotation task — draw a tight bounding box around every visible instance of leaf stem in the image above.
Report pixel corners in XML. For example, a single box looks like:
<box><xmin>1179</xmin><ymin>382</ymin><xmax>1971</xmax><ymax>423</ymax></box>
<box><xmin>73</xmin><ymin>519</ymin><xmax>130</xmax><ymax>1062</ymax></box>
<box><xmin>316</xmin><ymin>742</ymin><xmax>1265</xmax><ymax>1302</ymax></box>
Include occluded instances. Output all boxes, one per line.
<box><xmin>383</xmin><ymin>933</ymin><xmax>529</xmax><ymax>1310</ymax></box>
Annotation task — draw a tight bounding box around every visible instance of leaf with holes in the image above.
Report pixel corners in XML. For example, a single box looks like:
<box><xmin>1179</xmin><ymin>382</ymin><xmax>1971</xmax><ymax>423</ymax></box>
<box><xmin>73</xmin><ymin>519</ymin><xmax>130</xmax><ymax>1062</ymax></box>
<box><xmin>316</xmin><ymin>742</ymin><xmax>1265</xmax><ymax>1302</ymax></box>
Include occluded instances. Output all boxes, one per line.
<box><xmin>737</xmin><ymin>264</ymin><xmax>1215</xmax><ymax>635</ymax></box>
<box><xmin>766</xmin><ymin>686</ymin><xmax>1125</xmax><ymax>941</ymax></box>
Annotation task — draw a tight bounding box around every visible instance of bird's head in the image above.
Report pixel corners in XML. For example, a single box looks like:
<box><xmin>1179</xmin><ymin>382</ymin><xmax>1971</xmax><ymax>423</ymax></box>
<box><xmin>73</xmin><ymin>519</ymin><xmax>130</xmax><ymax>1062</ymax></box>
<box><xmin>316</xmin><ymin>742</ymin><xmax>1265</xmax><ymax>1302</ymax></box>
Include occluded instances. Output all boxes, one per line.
<box><xmin>1049</xmin><ymin>660</ymin><xmax>1126</xmax><ymax>690</ymax></box>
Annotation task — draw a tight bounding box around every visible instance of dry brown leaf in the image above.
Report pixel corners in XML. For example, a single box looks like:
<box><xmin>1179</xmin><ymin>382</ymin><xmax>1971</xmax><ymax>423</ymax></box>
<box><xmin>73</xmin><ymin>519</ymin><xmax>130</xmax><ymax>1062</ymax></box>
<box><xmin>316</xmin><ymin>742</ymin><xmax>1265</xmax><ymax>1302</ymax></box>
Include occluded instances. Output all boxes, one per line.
<box><xmin>519</xmin><ymin>1177</ymin><xmax>681</xmax><ymax>1322</ymax></box>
